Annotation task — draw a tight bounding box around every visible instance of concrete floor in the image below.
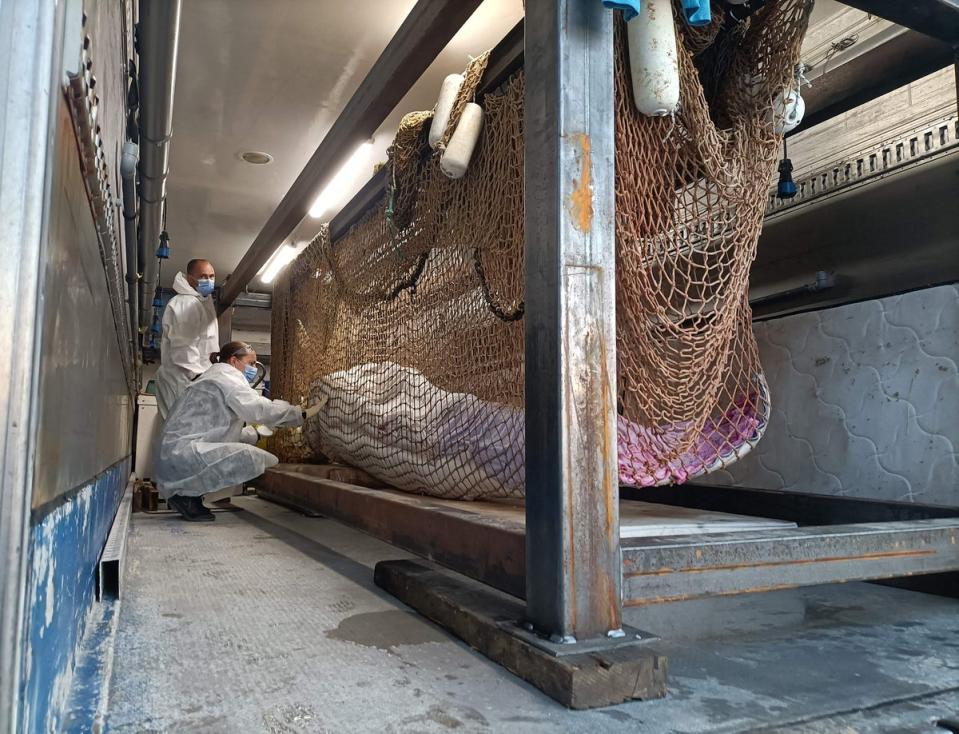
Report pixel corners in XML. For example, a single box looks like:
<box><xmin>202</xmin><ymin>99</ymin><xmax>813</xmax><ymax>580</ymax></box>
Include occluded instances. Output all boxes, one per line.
<box><xmin>106</xmin><ymin>497</ymin><xmax>959</xmax><ymax>733</ymax></box>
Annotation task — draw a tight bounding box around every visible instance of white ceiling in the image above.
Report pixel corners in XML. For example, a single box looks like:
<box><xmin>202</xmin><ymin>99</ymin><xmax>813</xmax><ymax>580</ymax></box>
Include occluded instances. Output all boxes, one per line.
<box><xmin>163</xmin><ymin>0</ymin><xmax>523</xmax><ymax>290</ymax></box>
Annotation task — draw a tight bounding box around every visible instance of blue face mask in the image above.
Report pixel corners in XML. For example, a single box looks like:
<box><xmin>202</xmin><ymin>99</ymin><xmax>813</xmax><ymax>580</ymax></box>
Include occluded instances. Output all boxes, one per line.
<box><xmin>243</xmin><ymin>364</ymin><xmax>258</xmax><ymax>384</ymax></box>
<box><xmin>197</xmin><ymin>278</ymin><xmax>215</xmax><ymax>297</ymax></box>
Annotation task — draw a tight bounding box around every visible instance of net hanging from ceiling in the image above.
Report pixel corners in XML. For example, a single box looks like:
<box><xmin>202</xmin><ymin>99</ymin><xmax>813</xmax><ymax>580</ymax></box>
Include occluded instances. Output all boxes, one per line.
<box><xmin>269</xmin><ymin>0</ymin><xmax>812</xmax><ymax>499</ymax></box>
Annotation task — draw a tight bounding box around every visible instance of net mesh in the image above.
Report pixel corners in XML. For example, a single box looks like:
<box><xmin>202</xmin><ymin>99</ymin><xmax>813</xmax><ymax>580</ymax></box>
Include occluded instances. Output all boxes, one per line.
<box><xmin>269</xmin><ymin>1</ymin><xmax>812</xmax><ymax>499</ymax></box>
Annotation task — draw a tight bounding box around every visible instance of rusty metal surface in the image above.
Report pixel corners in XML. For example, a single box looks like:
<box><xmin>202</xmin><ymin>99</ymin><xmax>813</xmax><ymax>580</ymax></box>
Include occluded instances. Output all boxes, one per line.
<box><xmin>622</xmin><ymin>519</ymin><xmax>959</xmax><ymax>605</ymax></box>
<box><xmin>261</xmin><ymin>467</ymin><xmax>526</xmax><ymax>598</ymax></box>
<box><xmin>522</xmin><ymin>0</ymin><xmax>621</xmax><ymax>642</ymax></box>
<box><xmin>263</xmin><ymin>468</ymin><xmax>959</xmax><ymax>610</ymax></box>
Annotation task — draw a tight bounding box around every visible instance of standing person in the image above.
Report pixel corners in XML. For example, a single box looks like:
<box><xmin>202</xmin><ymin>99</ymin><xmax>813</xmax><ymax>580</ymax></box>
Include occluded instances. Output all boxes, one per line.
<box><xmin>155</xmin><ymin>259</ymin><xmax>219</xmax><ymax>419</ymax></box>
<box><xmin>156</xmin><ymin>341</ymin><xmax>324</xmax><ymax>521</ymax></box>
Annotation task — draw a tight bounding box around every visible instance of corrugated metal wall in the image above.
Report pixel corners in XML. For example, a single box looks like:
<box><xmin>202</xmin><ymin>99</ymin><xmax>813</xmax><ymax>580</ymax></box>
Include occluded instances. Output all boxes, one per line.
<box><xmin>31</xmin><ymin>97</ymin><xmax>133</xmax><ymax>509</ymax></box>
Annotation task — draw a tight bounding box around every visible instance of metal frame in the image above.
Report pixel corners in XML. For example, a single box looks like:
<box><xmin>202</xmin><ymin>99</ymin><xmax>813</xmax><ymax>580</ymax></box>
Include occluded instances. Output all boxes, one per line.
<box><xmin>261</xmin><ymin>468</ymin><xmax>959</xmax><ymax>605</ymax></box>
<box><xmin>250</xmin><ymin>0</ymin><xmax>959</xmax><ymax>657</ymax></box>
<box><xmin>0</xmin><ymin>1</ymin><xmax>67</xmax><ymax>729</ymax></box>
<box><xmin>622</xmin><ymin>520</ymin><xmax>959</xmax><ymax>604</ymax></box>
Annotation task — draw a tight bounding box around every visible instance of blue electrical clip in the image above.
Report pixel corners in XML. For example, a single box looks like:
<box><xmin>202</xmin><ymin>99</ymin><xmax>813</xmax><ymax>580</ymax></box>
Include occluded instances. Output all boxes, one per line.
<box><xmin>156</xmin><ymin>231</ymin><xmax>171</xmax><ymax>259</ymax></box>
<box><xmin>777</xmin><ymin>158</ymin><xmax>797</xmax><ymax>199</ymax></box>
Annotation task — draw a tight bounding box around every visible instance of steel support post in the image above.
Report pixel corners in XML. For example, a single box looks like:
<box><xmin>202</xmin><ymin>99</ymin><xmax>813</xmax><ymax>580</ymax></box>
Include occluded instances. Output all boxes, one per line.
<box><xmin>523</xmin><ymin>0</ymin><xmax>621</xmax><ymax>642</ymax></box>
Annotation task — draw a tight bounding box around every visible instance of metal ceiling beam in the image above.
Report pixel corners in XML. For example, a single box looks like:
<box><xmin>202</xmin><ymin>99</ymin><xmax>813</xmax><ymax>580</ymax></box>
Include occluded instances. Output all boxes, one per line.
<box><xmin>218</xmin><ymin>0</ymin><xmax>484</xmax><ymax>311</ymax></box>
<box><xmin>836</xmin><ymin>0</ymin><xmax>959</xmax><ymax>44</ymax></box>
<box><xmin>792</xmin><ymin>27</ymin><xmax>955</xmax><ymax>134</ymax></box>
<box><xmin>328</xmin><ymin>20</ymin><xmax>525</xmax><ymax>245</ymax></box>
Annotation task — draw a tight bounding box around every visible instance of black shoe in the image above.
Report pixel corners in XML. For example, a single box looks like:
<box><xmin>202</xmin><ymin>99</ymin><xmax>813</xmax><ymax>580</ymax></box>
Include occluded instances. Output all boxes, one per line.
<box><xmin>192</xmin><ymin>496</ymin><xmax>216</xmax><ymax>521</ymax></box>
<box><xmin>168</xmin><ymin>494</ymin><xmax>215</xmax><ymax>522</ymax></box>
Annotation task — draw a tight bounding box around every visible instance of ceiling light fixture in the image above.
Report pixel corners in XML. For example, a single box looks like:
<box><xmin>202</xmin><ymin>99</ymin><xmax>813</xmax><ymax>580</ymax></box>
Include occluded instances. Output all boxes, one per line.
<box><xmin>240</xmin><ymin>150</ymin><xmax>273</xmax><ymax>165</ymax></box>
<box><xmin>308</xmin><ymin>142</ymin><xmax>374</xmax><ymax>220</ymax></box>
<box><xmin>259</xmin><ymin>243</ymin><xmax>300</xmax><ymax>284</ymax></box>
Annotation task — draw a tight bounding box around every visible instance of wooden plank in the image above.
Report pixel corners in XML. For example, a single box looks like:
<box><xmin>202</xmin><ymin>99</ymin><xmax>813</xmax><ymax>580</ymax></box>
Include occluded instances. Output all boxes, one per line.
<box><xmin>374</xmin><ymin>559</ymin><xmax>667</xmax><ymax>709</ymax></box>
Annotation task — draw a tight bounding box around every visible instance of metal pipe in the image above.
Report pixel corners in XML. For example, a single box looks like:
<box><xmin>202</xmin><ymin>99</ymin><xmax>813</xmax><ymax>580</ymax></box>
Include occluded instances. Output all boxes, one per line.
<box><xmin>218</xmin><ymin>0</ymin><xmax>484</xmax><ymax>311</ymax></box>
<box><xmin>120</xmin><ymin>141</ymin><xmax>140</xmax><ymax>349</ymax></box>
<box><xmin>136</xmin><ymin>0</ymin><xmax>181</xmax><ymax>328</ymax></box>
<box><xmin>749</xmin><ymin>270</ymin><xmax>835</xmax><ymax>307</ymax></box>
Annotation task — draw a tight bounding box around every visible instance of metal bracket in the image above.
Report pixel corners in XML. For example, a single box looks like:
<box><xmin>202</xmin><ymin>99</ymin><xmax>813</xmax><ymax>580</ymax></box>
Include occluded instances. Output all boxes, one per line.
<box><xmin>503</xmin><ymin>621</ymin><xmax>659</xmax><ymax>658</ymax></box>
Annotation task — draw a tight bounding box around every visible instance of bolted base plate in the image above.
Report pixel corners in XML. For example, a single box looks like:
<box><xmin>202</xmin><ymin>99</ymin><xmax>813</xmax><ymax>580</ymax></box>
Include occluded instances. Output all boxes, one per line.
<box><xmin>374</xmin><ymin>559</ymin><xmax>668</xmax><ymax>709</ymax></box>
<box><xmin>504</xmin><ymin>621</ymin><xmax>658</xmax><ymax>658</ymax></box>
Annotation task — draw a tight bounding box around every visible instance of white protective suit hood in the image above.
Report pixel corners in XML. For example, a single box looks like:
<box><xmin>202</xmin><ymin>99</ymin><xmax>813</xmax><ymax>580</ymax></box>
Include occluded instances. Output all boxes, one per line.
<box><xmin>155</xmin><ymin>271</ymin><xmax>219</xmax><ymax>418</ymax></box>
<box><xmin>155</xmin><ymin>363</ymin><xmax>303</xmax><ymax>498</ymax></box>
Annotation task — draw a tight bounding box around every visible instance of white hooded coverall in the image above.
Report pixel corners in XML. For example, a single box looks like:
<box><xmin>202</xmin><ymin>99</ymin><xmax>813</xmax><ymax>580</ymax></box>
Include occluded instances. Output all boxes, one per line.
<box><xmin>155</xmin><ymin>363</ymin><xmax>303</xmax><ymax>498</ymax></box>
<box><xmin>155</xmin><ymin>271</ymin><xmax>219</xmax><ymax>419</ymax></box>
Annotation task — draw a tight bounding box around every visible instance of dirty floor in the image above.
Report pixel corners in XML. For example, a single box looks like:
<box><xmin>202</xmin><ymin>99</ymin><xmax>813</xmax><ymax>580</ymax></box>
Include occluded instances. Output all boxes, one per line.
<box><xmin>105</xmin><ymin>497</ymin><xmax>959</xmax><ymax>733</ymax></box>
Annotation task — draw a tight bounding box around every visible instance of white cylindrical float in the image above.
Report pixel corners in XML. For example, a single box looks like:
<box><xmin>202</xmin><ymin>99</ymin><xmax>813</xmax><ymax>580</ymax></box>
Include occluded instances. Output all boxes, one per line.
<box><xmin>770</xmin><ymin>87</ymin><xmax>805</xmax><ymax>134</ymax></box>
<box><xmin>440</xmin><ymin>102</ymin><xmax>484</xmax><ymax>179</ymax></box>
<box><xmin>428</xmin><ymin>73</ymin><xmax>465</xmax><ymax>149</ymax></box>
<box><xmin>627</xmin><ymin>0</ymin><xmax>680</xmax><ymax>117</ymax></box>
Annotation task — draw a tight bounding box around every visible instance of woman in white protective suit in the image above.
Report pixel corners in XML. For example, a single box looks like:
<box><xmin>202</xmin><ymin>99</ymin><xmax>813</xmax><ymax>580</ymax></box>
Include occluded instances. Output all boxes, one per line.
<box><xmin>156</xmin><ymin>341</ymin><xmax>323</xmax><ymax>521</ymax></box>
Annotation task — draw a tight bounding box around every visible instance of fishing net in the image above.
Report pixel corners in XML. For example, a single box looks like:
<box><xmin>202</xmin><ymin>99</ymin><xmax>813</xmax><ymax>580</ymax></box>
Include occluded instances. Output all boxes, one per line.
<box><xmin>269</xmin><ymin>0</ymin><xmax>812</xmax><ymax>499</ymax></box>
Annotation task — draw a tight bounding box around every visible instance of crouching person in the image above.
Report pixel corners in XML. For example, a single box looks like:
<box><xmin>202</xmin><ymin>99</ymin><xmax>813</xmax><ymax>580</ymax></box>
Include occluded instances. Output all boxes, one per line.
<box><xmin>155</xmin><ymin>341</ymin><xmax>322</xmax><ymax>521</ymax></box>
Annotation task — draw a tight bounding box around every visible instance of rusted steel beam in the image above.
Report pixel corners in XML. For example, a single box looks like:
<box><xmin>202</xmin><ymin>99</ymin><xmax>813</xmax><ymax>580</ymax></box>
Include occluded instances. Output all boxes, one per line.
<box><xmin>522</xmin><ymin>0</ymin><xmax>621</xmax><ymax>643</ymax></box>
<box><xmin>622</xmin><ymin>520</ymin><xmax>959</xmax><ymax>605</ymax></box>
<box><xmin>219</xmin><ymin>0</ymin><xmax>484</xmax><ymax>310</ymax></box>
<box><xmin>260</xmin><ymin>468</ymin><xmax>959</xmax><ymax>606</ymax></box>
<box><xmin>260</xmin><ymin>466</ymin><xmax>526</xmax><ymax>598</ymax></box>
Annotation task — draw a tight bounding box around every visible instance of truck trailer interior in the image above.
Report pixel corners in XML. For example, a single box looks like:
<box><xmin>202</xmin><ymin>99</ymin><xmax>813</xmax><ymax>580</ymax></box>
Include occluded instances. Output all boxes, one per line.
<box><xmin>1</xmin><ymin>0</ymin><xmax>958</xmax><ymax>732</ymax></box>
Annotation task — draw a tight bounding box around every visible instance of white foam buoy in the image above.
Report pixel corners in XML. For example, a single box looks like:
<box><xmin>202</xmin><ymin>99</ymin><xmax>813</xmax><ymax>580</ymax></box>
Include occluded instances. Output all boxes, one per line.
<box><xmin>770</xmin><ymin>87</ymin><xmax>805</xmax><ymax>134</ymax></box>
<box><xmin>428</xmin><ymin>73</ymin><xmax>465</xmax><ymax>149</ymax></box>
<box><xmin>440</xmin><ymin>102</ymin><xmax>484</xmax><ymax>179</ymax></box>
<box><xmin>627</xmin><ymin>0</ymin><xmax>680</xmax><ymax>117</ymax></box>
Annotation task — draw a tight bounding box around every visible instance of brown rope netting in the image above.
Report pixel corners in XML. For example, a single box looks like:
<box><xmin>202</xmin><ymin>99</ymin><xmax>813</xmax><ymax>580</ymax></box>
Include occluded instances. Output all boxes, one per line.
<box><xmin>270</xmin><ymin>1</ymin><xmax>812</xmax><ymax>499</ymax></box>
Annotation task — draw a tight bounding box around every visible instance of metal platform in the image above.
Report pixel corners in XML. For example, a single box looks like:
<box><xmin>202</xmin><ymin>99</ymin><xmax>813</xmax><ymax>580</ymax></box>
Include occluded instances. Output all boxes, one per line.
<box><xmin>260</xmin><ymin>464</ymin><xmax>959</xmax><ymax>607</ymax></box>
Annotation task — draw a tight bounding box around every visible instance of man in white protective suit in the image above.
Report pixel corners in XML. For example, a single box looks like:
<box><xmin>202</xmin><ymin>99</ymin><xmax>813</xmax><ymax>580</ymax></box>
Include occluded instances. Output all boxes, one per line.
<box><xmin>155</xmin><ymin>258</ymin><xmax>219</xmax><ymax>419</ymax></box>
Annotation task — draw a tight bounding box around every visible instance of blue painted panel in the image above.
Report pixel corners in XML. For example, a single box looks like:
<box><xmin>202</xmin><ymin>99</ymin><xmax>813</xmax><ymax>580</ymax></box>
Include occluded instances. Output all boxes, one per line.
<box><xmin>19</xmin><ymin>459</ymin><xmax>129</xmax><ymax>734</ymax></box>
